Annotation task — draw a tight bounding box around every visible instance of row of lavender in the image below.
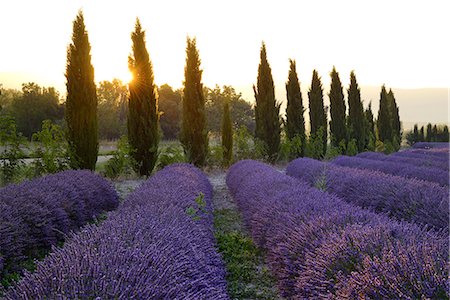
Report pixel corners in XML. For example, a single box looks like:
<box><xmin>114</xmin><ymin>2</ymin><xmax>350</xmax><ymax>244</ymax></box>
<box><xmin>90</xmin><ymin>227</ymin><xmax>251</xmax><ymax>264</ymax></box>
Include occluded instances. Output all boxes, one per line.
<box><xmin>287</xmin><ymin>158</ymin><xmax>449</xmax><ymax>230</ymax></box>
<box><xmin>4</xmin><ymin>164</ymin><xmax>228</xmax><ymax>299</ymax></box>
<box><xmin>0</xmin><ymin>170</ymin><xmax>119</xmax><ymax>282</ymax></box>
<box><xmin>227</xmin><ymin>160</ymin><xmax>448</xmax><ymax>299</ymax></box>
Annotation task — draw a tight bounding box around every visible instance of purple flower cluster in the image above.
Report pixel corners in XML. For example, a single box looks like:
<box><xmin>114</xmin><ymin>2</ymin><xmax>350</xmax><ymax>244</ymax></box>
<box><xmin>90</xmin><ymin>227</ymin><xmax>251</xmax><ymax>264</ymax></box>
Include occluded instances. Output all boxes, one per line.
<box><xmin>5</xmin><ymin>164</ymin><xmax>229</xmax><ymax>299</ymax></box>
<box><xmin>0</xmin><ymin>170</ymin><xmax>119</xmax><ymax>279</ymax></box>
<box><xmin>412</xmin><ymin>142</ymin><xmax>450</xmax><ymax>149</ymax></box>
<box><xmin>331</xmin><ymin>155</ymin><xmax>449</xmax><ymax>186</ymax></box>
<box><xmin>392</xmin><ymin>149</ymin><xmax>449</xmax><ymax>163</ymax></box>
<box><xmin>227</xmin><ymin>160</ymin><xmax>448</xmax><ymax>299</ymax></box>
<box><xmin>357</xmin><ymin>151</ymin><xmax>449</xmax><ymax>171</ymax></box>
<box><xmin>287</xmin><ymin>157</ymin><xmax>449</xmax><ymax>230</ymax></box>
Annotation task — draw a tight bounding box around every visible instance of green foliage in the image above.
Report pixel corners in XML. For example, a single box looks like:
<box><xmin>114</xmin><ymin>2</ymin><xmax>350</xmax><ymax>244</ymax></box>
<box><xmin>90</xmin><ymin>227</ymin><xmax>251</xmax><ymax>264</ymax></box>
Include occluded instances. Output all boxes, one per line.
<box><xmin>377</xmin><ymin>85</ymin><xmax>393</xmax><ymax>143</ymax></box>
<box><xmin>363</xmin><ymin>102</ymin><xmax>376</xmax><ymax>150</ymax></box>
<box><xmin>103</xmin><ymin>136</ymin><xmax>133</xmax><ymax>179</ymax></box>
<box><xmin>205</xmin><ymin>85</ymin><xmax>255</xmax><ymax>134</ymax></box>
<box><xmin>206</xmin><ymin>145</ymin><xmax>223</xmax><ymax>168</ymax></box>
<box><xmin>314</xmin><ymin>172</ymin><xmax>328</xmax><ymax>191</ymax></box>
<box><xmin>383</xmin><ymin>140</ymin><xmax>395</xmax><ymax>154</ymax></box>
<box><xmin>253</xmin><ymin>42</ymin><xmax>281</xmax><ymax>162</ymax></box>
<box><xmin>347</xmin><ymin>71</ymin><xmax>365</xmax><ymax>152</ymax></box>
<box><xmin>221</xmin><ymin>100</ymin><xmax>233</xmax><ymax>166</ymax></box>
<box><xmin>285</xmin><ymin>59</ymin><xmax>306</xmax><ymax>156</ymax></box>
<box><xmin>181</xmin><ymin>37</ymin><xmax>208</xmax><ymax>167</ymax></box>
<box><xmin>185</xmin><ymin>192</ymin><xmax>207</xmax><ymax>221</ymax></box>
<box><xmin>156</xmin><ymin>144</ymin><xmax>186</xmax><ymax>170</ymax></box>
<box><xmin>346</xmin><ymin>139</ymin><xmax>358</xmax><ymax>156</ymax></box>
<box><xmin>305</xmin><ymin>127</ymin><xmax>325</xmax><ymax>159</ymax></box>
<box><xmin>97</xmin><ymin>79</ymin><xmax>128</xmax><ymax>140</ymax></box>
<box><xmin>234</xmin><ymin>126</ymin><xmax>253</xmax><ymax>160</ymax></box>
<box><xmin>159</xmin><ymin>84</ymin><xmax>182</xmax><ymax>140</ymax></box>
<box><xmin>388</xmin><ymin>89</ymin><xmax>401</xmax><ymax>147</ymax></box>
<box><xmin>308</xmin><ymin>70</ymin><xmax>327</xmax><ymax>155</ymax></box>
<box><xmin>128</xmin><ymin>19</ymin><xmax>159</xmax><ymax>176</ymax></box>
<box><xmin>31</xmin><ymin>120</ymin><xmax>70</xmax><ymax>176</ymax></box>
<box><xmin>0</xmin><ymin>116</ymin><xmax>26</xmax><ymax>185</ymax></box>
<box><xmin>65</xmin><ymin>10</ymin><xmax>98</xmax><ymax>170</ymax></box>
<box><xmin>375</xmin><ymin>140</ymin><xmax>385</xmax><ymax>153</ymax></box>
<box><xmin>329</xmin><ymin>67</ymin><xmax>347</xmax><ymax>148</ymax></box>
<box><xmin>324</xmin><ymin>145</ymin><xmax>341</xmax><ymax>161</ymax></box>
<box><xmin>280</xmin><ymin>134</ymin><xmax>303</xmax><ymax>161</ymax></box>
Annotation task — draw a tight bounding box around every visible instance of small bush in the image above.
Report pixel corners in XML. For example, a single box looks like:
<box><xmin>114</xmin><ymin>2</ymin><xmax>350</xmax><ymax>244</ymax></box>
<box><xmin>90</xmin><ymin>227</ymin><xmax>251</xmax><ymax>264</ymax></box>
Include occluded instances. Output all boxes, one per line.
<box><xmin>156</xmin><ymin>144</ymin><xmax>186</xmax><ymax>170</ymax></box>
<box><xmin>103</xmin><ymin>136</ymin><xmax>133</xmax><ymax>179</ymax></box>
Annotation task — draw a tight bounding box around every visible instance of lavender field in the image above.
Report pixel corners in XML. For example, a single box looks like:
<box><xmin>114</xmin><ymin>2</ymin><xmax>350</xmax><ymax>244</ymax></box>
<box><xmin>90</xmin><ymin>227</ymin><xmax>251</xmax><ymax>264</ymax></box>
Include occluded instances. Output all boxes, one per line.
<box><xmin>1</xmin><ymin>146</ymin><xmax>449</xmax><ymax>299</ymax></box>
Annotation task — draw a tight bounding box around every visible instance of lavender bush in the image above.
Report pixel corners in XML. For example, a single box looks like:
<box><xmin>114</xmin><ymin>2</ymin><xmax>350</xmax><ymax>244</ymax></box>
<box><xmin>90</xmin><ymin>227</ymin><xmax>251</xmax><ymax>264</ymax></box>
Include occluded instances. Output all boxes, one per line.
<box><xmin>357</xmin><ymin>151</ymin><xmax>449</xmax><ymax>171</ymax></box>
<box><xmin>5</xmin><ymin>164</ymin><xmax>229</xmax><ymax>299</ymax></box>
<box><xmin>0</xmin><ymin>170</ymin><xmax>119</xmax><ymax>281</ymax></box>
<box><xmin>287</xmin><ymin>157</ymin><xmax>449</xmax><ymax>230</ymax></box>
<box><xmin>227</xmin><ymin>160</ymin><xmax>448</xmax><ymax>299</ymax></box>
<box><xmin>412</xmin><ymin>142</ymin><xmax>450</xmax><ymax>149</ymax></box>
<box><xmin>331</xmin><ymin>155</ymin><xmax>449</xmax><ymax>186</ymax></box>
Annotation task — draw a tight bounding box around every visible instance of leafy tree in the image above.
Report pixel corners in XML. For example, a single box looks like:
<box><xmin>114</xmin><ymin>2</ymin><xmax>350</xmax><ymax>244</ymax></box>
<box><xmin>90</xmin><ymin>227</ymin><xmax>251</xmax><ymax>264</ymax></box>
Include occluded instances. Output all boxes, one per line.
<box><xmin>180</xmin><ymin>37</ymin><xmax>208</xmax><ymax>167</ymax></box>
<box><xmin>377</xmin><ymin>85</ymin><xmax>392</xmax><ymax>144</ymax></box>
<box><xmin>221</xmin><ymin>99</ymin><xmax>233</xmax><ymax>166</ymax></box>
<box><xmin>65</xmin><ymin>11</ymin><xmax>98</xmax><ymax>170</ymax></box>
<box><xmin>205</xmin><ymin>85</ymin><xmax>254</xmax><ymax>134</ymax></box>
<box><xmin>158</xmin><ymin>84</ymin><xmax>181</xmax><ymax>140</ymax></box>
<box><xmin>363</xmin><ymin>102</ymin><xmax>376</xmax><ymax>150</ymax></box>
<box><xmin>285</xmin><ymin>59</ymin><xmax>305</xmax><ymax>157</ymax></box>
<box><xmin>11</xmin><ymin>83</ymin><xmax>63</xmax><ymax>139</ymax></box>
<box><xmin>0</xmin><ymin>116</ymin><xmax>25</xmax><ymax>184</ymax></box>
<box><xmin>328</xmin><ymin>67</ymin><xmax>346</xmax><ymax>149</ymax></box>
<box><xmin>97</xmin><ymin>79</ymin><xmax>127</xmax><ymax>140</ymax></box>
<box><xmin>128</xmin><ymin>19</ymin><xmax>159</xmax><ymax>176</ymax></box>
<box><xmin>308</xmin><ymin>69</ymin><xmax>327</xmax><ymax>156</ymax></box>
<box><xmin>347</xmin><ymin>71</ymin><xmax>365</xmax><ymax>152</ymax></box>
<box><xmin>253</xmin><ymin>42</ymin><xmax>281</xmax><ymax>161</ymax></box>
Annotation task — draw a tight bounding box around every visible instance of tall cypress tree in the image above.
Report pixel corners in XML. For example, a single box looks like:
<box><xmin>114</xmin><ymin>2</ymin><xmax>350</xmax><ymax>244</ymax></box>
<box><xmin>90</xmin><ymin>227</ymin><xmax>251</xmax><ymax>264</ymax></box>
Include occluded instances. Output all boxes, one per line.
<box><xmin>65</xmin><ymin>11</ymin><xmax>98</xmax><ymax>170</ymax></box>
<box><xmin>328</xmin><ymin>67</ymin><xmax>346</xmax><ymax>148</ymax></box>
<box><xmin>285</xmin><ymin>59</ymin><xmax>305</xmax><ymax>156</ymax></box>
<box><xmin>388</xmin><ymin>89</ymin><xmax>401</xmax><ymax>144</ymax></box>
<box><xmin>419</xmin><ymin>126</ymin><xmax>425</xmax><ymax>142</ymax></box>
<box><xmin>221</xmin><ymin>99</ymin><xmax>233</xmax><ymax>166</ymax></box>
<box><xmin>364</xmin><ymin>102</ymin><xmax>375</xmax><ymax>150</ymax></box>
<box><xmin>412</xmin><ymin>124</ymin><xmax>419</xmax><ymax>144</ymax></box>
<box><xmin>128</xmin><ymin>19</ymin><xmax>159</xmax><ymax>176</ymax></box>
<box><xmin>181</xmin><ymin>37</ymin><xmax>208</xmax><ymax>167</ymax></box>
<box><xmin>347</xmin><ymin>71</ymin><xmax>365</xmax><ymax>152</ymax></box>
<box><xmin>377</xmin><ymin>85</ymin><xmax>392</xmax><ymax>143</ymax></box>
<box><xmin>253</xmin><ymin>42</ymin><xmax>281</xmax><ymax>161</ymax></box>
<box><xmin>308</xmin><ymin>69</ymin><xmax>327</xmax><ymax>155</ymax></box>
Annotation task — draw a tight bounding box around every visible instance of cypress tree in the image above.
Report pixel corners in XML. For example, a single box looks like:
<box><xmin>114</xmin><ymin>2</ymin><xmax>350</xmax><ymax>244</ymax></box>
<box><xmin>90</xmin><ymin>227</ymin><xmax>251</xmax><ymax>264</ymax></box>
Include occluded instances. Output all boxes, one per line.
<box><xmin>285</xmin><ymin>59</ymin><xmax>305</xmax><ymax>156</ymax></box>
<box><xmin>347</xmin><ymin>71</ymin><xmax>365</xmax><ymax>152</ymax></box>
<box><xmin>180</xmin><ymin>37</ymin><xmax>208</xmax><ymax>166</ymax></box>
<box><xmin>364</xmin><ymin>102</ymin><xmax>376</xmax><ymax>150</ymax></box>
<box><xmin>253</xmin><ymin>42</ymin><xmax>281</xmax><ymax>161</ymax></box>
<box><xmin>432</xmin><ymin>124</ymin><xmax>438</xmax><ymax>142</ymax></box>
<box><xmin>388</xmin><ymin>89</ymin><xmax>401</xmax><ymax>144</ymax></box>
<box><xmin>328</xmin><ymin>66</ymin><xmax>347</xmax><ymax>148</ymax></box>
<box><xmin>419</xmin><ymin>126</ymin><xmax>425</xmax><ymax>142</ymax></box>
<box><xmin>221</xmin><ymin>99</ymin><xmax>233</xmax><ymax>166</ymax></box>
<box><xmin>425</xmin><ymin>123</ymin><xmax>432</xmax><ymax>142</ymax></box>
<box><xmin>128</xmin><ymin>19</ymin><xmax>159</xmax><ymax>176</ymax></box>
<box><xmin>442</xmin><ymin>125</ymin><xmax>449</xmax><ymax>142</ymax></box>
<box><xmin>377</xmin><ymin>85</ymin><xmax>392</xmax><ymax>143</ymax></box>
<box><xmin>412</xmin><ymin>124</ymin><xmax>419</xmax><ymax>144</ymax></box>
<box><xmin>308</xmin><ymin>70</ymin><xmax>327</xmax><ymax>155</ymax></box>
<box><xmin>65</xmin><ymin>11</ymin><xmax>98</xmax><ymax>170</ymax></box>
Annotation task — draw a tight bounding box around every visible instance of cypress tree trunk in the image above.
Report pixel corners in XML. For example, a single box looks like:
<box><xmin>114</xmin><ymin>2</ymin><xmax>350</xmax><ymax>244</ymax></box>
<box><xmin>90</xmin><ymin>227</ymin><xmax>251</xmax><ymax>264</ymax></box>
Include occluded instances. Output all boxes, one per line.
<box><xmin>308</xmin><ymin>70</ymin><xmax>327</xmax><ymax>156</ymax></box>
<box><xmin>253</xmin><ymin>42</ymin><xmax>281</xmax><ymax>161</ymax></box>
<box><xmin>180</xmin><ymin>37</ymin><xmax>208</xmax><ymax>167</ymax></box>
<box><xmin>377</xmin><ymin>85</ymin><xmax>392</xmax><ymax>143</ymax></box>
<box><xmin>128</xmin><ymin>19</ymin><xmax>159</xmax><ymax>176</ymax></box>
<box><xmin>285</xmin><ymin>59</ymin><xmax>305</xmax><ymax>157</ymax></box>
<box><xmin>221</xmin><ymin>100</ymin><xmax>233</xmax><ymax>166</ymax></box>
<box><xmin>328</xmin><ymin>67</ymin><xmax>346</xmax><ymax>148</ymax></box>
<box><xmin>65</xmin><ymin>11</ymin><xmax>98</xmax><ymax>170</ymax></box>
<box><xmin>347</xmin><ymin>71</ymin><xmax>365</xmax><ymax>152</ymax></box>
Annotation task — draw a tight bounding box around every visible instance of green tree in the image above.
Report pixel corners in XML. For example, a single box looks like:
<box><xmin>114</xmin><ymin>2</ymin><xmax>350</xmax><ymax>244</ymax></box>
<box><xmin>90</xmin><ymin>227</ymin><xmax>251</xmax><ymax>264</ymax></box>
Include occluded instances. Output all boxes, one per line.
<box><xmin>158</xmin><ymin>84</ymin><xmax>181</xmax><ymax>140</ymax></box>
<box><xmin>221</xmin><ymin>99</ymin><xmax>233</xmax><ymax>166</ymax></box>
<box><xmin>285</xmin><ymin>59</ymin><xmax>305</xmax><ymax>157</ymax></box>
<box><xmin>328</xmin><ymin>67</ymin><xmax>347</xmax><ymax>149</ymax></box>
<box><xmin>347</xmin><ymin>71</ymin><xmax>365</xmax><ymax>152</ymax></box>
<box><xmin>419</xmin><ymin>126</ymin><xmax>425</xmax><ymax>142</ymax></box>
<box><xmin>387</xmin><ymin>89</ymin><xmax>401</xmax><ymax>149</ymax></box>
<box><xmin>65</xmin><ymin>11</ymin><xmax>98</xmax><ymax>170</ymax></box>
<box><xmin>128</xmin><ymin>19</ymin><xmax>159</xmax><ymax>176</ymax></box>
<box><xmin>363</xmin><ymin>102</ymin><xmax>376</xmax><ymax>151</ymax></box>
<box><xmin>97</xmin><ymin>79</ymin><xmax>127</xmax><ymax>140</ymax></box>
<box><xmin>308</xmin><ymin>69</ymin><xmax>327</xmax><ymax>156</ymax></box>
<box><xmin>180</xmin><ymin>37</ymin><xmax>208</xmax><ymax>167</ymax></box>
<box><xmin>432</xmin><ymin>124</ymin><xmax>438</xmax><ymax>142</ymax></box>
<box><xmin>442</xmin><ymin>125</ymin><xmax>449</xmax><ymax>142</ymax></box>
<box><xmin>425</xmin><ymin>123</ymin><xmax>432</xmax><ymax>142</ymax></box>
<box><xmin>377</xmin><ymin>85</ymin><xmax>392</xmax><ymax>144</ymax></box>
<box><xmin>253</xmin><ymin>42</ymin><xmax>281</xmax><ymax>161</ymax></box>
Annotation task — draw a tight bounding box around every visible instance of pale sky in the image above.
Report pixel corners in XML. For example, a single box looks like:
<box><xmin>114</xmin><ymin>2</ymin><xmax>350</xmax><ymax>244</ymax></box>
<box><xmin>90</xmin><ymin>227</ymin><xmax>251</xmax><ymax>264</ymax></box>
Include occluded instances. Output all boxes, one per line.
<box><xmin>0</xmin><ymin>0</ymin><xmax>448</xmax><ymax>123</ymax></box>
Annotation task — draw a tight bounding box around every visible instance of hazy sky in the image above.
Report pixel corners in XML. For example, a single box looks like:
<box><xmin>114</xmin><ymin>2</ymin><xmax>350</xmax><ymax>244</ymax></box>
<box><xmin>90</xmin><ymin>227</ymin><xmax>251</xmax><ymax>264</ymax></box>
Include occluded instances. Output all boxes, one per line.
<box><xmin>0</xmin><ymin>0</ymin><xmax>448</xmax><ymax>123</ymax></box>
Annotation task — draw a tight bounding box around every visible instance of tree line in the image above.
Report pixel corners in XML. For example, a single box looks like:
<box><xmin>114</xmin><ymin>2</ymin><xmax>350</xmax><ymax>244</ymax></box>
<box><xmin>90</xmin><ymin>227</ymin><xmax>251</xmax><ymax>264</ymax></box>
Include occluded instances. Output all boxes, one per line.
<box><xmin>406</xmin><ymin>123</ymin><xmax>449</xmax><ymax>145</ymax></box>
